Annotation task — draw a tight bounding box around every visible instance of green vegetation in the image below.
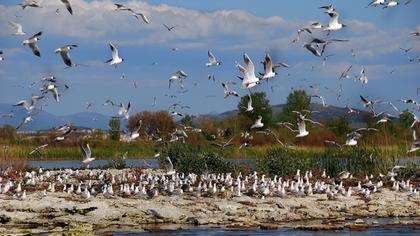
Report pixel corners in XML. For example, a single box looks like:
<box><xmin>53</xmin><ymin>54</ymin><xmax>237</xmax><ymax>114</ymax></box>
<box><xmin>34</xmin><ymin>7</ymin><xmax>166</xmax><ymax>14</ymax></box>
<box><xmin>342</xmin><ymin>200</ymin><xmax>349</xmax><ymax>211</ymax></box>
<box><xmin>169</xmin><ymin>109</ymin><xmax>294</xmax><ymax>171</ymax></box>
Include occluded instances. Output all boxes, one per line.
<box><xmin>0</xmin><ymin>90</ymin><xmax>419</xmax><ymax>177</ymax></box>
<box><xmin>108</xmin><ymin>117</ymin><xmax>120</xmax><ymax>141</ymax></box>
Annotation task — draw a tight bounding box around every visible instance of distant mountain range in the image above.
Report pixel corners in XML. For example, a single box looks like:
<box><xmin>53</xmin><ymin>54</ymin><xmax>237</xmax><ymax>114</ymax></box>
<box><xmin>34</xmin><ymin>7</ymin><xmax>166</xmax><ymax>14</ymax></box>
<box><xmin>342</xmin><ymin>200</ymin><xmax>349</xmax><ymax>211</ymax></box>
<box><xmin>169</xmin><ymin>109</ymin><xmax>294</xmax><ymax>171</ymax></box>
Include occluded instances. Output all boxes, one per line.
<box><xmin>0</xmin><ymin>102</ymin><xmax>369</xmax><ymax>131</ymax></box>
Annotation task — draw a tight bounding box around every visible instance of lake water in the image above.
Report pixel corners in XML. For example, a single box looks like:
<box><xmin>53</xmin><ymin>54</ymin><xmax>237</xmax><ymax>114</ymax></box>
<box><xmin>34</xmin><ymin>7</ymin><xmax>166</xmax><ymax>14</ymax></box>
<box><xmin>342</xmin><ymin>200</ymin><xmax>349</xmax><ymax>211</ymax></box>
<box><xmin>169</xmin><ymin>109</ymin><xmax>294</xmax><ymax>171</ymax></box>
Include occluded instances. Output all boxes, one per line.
<box><xmin>113</xmin><ymin>223</ymin><xmax>420</xmax><ymax>235</ymax></box>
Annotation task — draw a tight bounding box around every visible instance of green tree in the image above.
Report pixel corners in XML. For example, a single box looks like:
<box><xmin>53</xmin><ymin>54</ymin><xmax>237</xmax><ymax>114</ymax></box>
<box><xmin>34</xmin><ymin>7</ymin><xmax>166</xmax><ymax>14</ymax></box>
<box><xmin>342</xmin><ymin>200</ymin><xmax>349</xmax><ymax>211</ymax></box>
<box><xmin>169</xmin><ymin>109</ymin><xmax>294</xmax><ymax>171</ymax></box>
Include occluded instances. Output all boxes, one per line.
<box><xmin>325</xmin><ymin>117</ymin><xmax>351</xmax><ymax>139</ymax></box>
<box><xmin>237</xmin><ymin>92</ymin><xmax>273</xmax><ymax>127</ymax></box>
<box><xmin>278</xmin><ymin>89</ymin><xmax>311</xmax><ymax>122</ymax></box>
<box><xmin>109</xmin><ymin>117</ymin><xmax>120</xmax><ymax>141</ymax></box>
<box><xmin>398</xmin><ymin>109</ymin><xmax>414</xmax><ymax>128</ymax></box>
<box><xmin>180</xmin><ymin>114</ymin><xmax>194</xmax><ymax>127</ymax></box>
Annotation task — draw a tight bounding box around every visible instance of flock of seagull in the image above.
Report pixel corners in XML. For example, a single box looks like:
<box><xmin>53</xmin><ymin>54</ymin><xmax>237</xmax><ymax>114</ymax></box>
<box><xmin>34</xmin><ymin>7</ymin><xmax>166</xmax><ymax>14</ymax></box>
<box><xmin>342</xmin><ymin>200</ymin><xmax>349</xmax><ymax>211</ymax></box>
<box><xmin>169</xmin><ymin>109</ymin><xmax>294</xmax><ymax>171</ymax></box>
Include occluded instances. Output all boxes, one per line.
<box><xmin>0</xmin><ymin>1</ymin><xmax>420</xmax><ymax>167</ymax></box>
<box><xmin>0</xmin><ymin>163</ymin><xmax>418</xmax><ymax>201</ymax></box>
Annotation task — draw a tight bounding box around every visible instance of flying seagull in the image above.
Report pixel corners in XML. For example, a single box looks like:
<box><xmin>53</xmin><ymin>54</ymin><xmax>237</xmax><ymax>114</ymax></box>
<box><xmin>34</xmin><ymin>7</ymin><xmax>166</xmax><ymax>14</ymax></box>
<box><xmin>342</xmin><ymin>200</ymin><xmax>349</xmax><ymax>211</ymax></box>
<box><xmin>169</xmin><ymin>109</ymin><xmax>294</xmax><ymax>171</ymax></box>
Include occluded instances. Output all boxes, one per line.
<box><xmin>132</xmin><ymin>12</ymin><xmax>150</xmax><ymax>24</ymax></box>
<box><xmin>383</xmin><ymin>0</ymin><xmax>399</xmax><ymax>8</ymax></box>
<box><xmin>407</xmin><ymin>128</ymin><xmax>420</xmax><ymax>153</ymax></box>
<box><xmin>236</xmin><ymin>53</ymin><xmax>260</xmax><ymax>89</ymax></box>
<box><xmin>355</xmin><ymin>67</ymin><xmax>368</xmax><ymax>85</ymax></box>
<box><xmin>260</xmin><ymin>52</ymin><xmax>289</xmax><ymax>81</ymax></box>
<box><xmin>222</xmin><ymin>83</ymin><xmax>239</xmax><ymax>98</ymax></box>
<box><xmin>250</xmin><ymin>115</ymin><xmax>264</xmax><ymax>129</ymax></box>
<box><xmin>19</xmin><ymin>0</ymin><xmax>41</xmax><ymax>9</ymax></box>
<box><xmin>119</xmin><ymin>101</ymin><xmax>131</xmax><ymax>120</ymax></box>
<box><xmin>164</xmin><ymin>156</ymin><xmax>176</xmax><ymax>175</ymax></box>
<box><xmin>22</xmin><ymin>31</ymin><xmax>42</xmax><ymax>57</ymax></box>
<box><xmin>59</xmin><ymin>0</ymin><xmax>73</xmax><ymax>15</ymax></box>
<box><xmin>105</xmin><ymin>42</ymin><xmax>123</xmax><ymax>67</ymax></box>
<box><xmin>8</xmin><ymin>21</ymin><xmax>26</xmax><ymax>36</ymax></box>
<box><xmin>14</xmin><ymin>95</ymin><xmax>44</xmax><ymax>113</ymax></box>
<box><xmin>206</xmin><ymin>51</ymin><xmax>222</xmax><ymax>67</ymax></box>
<box><xmin>80</xmin><ymin>143</ymin><xmax>95</xmax><ymax>168</ymax></box>
<box><xmin>29</xmin><ymin>144</ymin><xmax>48</xmax><ymax>156</ymax></box>
<box><xmin>16</xmin><ymin>115</ymin><xmax>33</xmax><ymax>130</ymax></box>
<box><xmin>54</xmin><ymin>44</ymin><xmax>77</xmax><ymax>67</ymax></box>
<box><xmin>244</xmin><ymin>93</ymin><xmax>254</xmax><ymax>112</ymax></box>
<box><xmin>163</xmin><ymin>24</ymin><xmax>178</xmax><ymax>31</ymax></box>
<box><xmin>324</xmin><ymin>11</ymin><xmax>347</xmax><ymax>32</ymax></box>
<box><xmin>169</xmin><ymin>70</ymin><xmax>188</xmax><ymax>89</ymax></box>
<box><xmin>367</xmin><ymin>0</ymin><xmax>385</xmax><ymax>7</ymax></box>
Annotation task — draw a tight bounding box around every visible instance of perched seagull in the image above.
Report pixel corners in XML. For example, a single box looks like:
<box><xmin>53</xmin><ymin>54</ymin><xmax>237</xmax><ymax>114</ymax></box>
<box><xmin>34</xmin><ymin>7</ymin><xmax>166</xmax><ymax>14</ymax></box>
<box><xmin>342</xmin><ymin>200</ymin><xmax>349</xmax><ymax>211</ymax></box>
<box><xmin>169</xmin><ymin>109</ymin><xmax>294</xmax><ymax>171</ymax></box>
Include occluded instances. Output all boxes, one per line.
<box><xmin>407</xmin><ymin>128</ymin><xmax>420</xmax><ymax>153</ymax></box>
<box><xmin>119</xmin><ymin>101</ymin><xmax>131</xmax><ymax>119</ymax></box>
<box><xmin>164</xmin><ymin>156</ymin><xmax>175</xmax><ymax>175</ymax></box>
<box><xmin>206</xmin><ymin>51</ymin><xmax>222</xmax><ymax>67</ymax></box>
<box><xmin>367</xmin><ymin>0</ymin><xmax>385</xmax><ymax>7</ymax></box>
<box><xmin>132</xmin><ymin>12</ymin><xmax>150</xmax><ymax>24</ymax></box>
<box><xmin>105</xmin><ymin>42</ymin><xmax>123</xmax><ymax>67</ymax></box>
<box><xmin>54</xmin><ymin>44</ymin><xmax>77</xmax><ymax>67</ymax></box>
<box><xmin>222</xmin><ymin>83</ymin><xmax>239</xmax><ymax>98</ymax></box>
<box><xmin>250</xmin><ymin>115</ymin><xmax>264</xmax><ymax>129</ymax></box>
<box><xmin>14</xmin><ymin>95</ymin><xmax>44</xmax><ymax>113</ymax></box>
<box><xmin>59</xmin><ymin>0</ymin><xmax>73</xmax><ymax>15</ymax></box>
<box><xmin>163</xmin><ymin>24</ymin><xmax>178</xmax><ymax>31</ymax></box>
<box><xmin>19</xmin><ymin>0</ymin><xmax>41</xmax><ymax>9</ymax></box>
<box><xmin>237</xmin><ymin>53</ymin><xmax>260</xmax><ymax>89</ymax></box>
<box><xmin>324</xmin><ymin>11</ymin><xmax>346</xmax><ymax>32</ymax></box>
<box><xmin>383</xmin><ymin>0</ymin><xmax>399</xmax><ymax>8</ymax></box>
<box><xmin>22</xmin><ymin>32</ymin><xmax>42</xmax><ymax>57</ymax></box>
<box><xmin>80</xmin><ymin>144</ymin><xmax>95</xmax><ymax>168</ymax></box>
<box><xmin>8</xmin><ymin>21</ymin><xmax>26</xmax><ymax>36</ymax></box>
<box><xmin>29</xmin><ymin>144</ymin><xmax>48</xmax><ymax>155</ymax></box>
<box><xmin>16</xmin><ymin>115</ymin><xmax>33</xmax><ymax>130</ymax></box>
<box><xmin>355</xmin><ymin>67</ymin><xmax>368</xmax><ymax>85</ymax></box>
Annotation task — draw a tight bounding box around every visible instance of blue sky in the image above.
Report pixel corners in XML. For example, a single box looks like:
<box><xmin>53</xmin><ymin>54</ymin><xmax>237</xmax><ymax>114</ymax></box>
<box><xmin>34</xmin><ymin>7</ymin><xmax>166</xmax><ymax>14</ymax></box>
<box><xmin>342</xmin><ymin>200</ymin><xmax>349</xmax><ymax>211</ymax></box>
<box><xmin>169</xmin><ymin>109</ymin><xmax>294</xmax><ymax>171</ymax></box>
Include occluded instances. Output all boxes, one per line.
<box><xmin>0</xmin><ymin>0</ymin><xmax>419</xmax><ymax>117</ymax></box>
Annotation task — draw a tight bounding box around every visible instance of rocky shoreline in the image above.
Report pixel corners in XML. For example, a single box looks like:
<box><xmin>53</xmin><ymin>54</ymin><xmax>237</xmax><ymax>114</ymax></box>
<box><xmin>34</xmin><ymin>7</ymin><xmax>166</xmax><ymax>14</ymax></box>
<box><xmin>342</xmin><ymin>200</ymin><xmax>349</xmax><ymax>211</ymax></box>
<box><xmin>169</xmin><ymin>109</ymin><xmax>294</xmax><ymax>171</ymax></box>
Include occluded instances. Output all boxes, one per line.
<box><xmin>0</xmin><ymin>168</ymin><xmax>419</xmax><ymax>235</ymax></box>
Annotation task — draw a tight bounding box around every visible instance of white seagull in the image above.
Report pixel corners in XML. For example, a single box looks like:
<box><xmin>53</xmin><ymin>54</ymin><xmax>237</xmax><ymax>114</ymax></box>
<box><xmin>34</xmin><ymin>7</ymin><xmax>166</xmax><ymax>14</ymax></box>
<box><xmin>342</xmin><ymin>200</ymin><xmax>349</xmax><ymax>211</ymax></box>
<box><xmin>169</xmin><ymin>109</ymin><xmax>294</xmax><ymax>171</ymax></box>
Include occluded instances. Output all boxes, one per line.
<box><xmin>54</xmin><ymin>44</ymin><xmax>77</xmax><ymax>67</ymax></box>
<box><xmin>324</xmin><ymin>11</ymin><xmax>346</xmax><ymax>32</ymax></box>
<box><xmin>407</xmin><ymin>128</ymin><xmax>420</xmax><ymax>153</ymax></box>
<box><xmin>80</xmin><ymin>144</ymin><xmax>95</xmax><ymax>168</ymax></box>
<box><xmin>8</xmin><ymin>21</ymin><xmax>26</xmax><ymax>36</ymax></box>
<box><xmin>250</xmin><ymin>115</ymin><xmax>264</xmax><ymax>129</ymax></box>
<box><xmin>355</xmin><ymin>68</ymin><xmax>368</xmax><ymax>85</ymax></box>
<box><xmin>164</xmin><ymin>156</ymin><xmax>176</xmax><ymax>175</ymax></box>
<box><xmin>119</xmin><ymin>101</ymin><xmax>131</xmax><ymax>120</ymax></box>
<box><xmin>22</xmin><ymin>31</ymin><xmax>42</xmax><ymax>57</ymax></box>
<box><xmin>237</xmin><ymin>53</ymin><xmax>260</xmax><ymax>89</ymax></box>
<box><xmin>206</xmin><ymin>51</ymin><xmax>222</xmax><ymax>67</ymax></box>
<box><xmin>292</xmin><ymin>111</ymin><xmax>323</xmax><ymax>137</ymax></box>
<box><xmin>105</xmin><ymin>42</ymin><xmax>123</xmax><ymax>67</ymax></box>
<box><xmin>222</xmin><ymin>83</ymin><xmax>239</xmax><ymax>98</ymax></box>
<box><xmin>245</xmin><ymin>93</ymin><xmax>254</xmax><ymax>112</ymax></box>
<box><xmin>14</xmin><ymin>95</ymin><xmax>44</xmax><ymax>113</ymax></box>
<box><xmin>19</xmin><ymin>0</ymin><xmax>41</xmax><ymax>9</ymax></box>
<box><xmin>383</xmin><ymin>0</ymin><xmax>399</xmax><ymax>8</ymax></box>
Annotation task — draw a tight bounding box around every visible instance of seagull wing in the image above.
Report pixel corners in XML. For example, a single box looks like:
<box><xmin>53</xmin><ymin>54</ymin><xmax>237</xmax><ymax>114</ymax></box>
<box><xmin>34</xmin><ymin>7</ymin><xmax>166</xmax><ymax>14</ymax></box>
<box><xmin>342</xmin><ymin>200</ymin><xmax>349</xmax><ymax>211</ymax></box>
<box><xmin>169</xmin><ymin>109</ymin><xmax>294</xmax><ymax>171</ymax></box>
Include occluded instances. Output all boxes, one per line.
<box><xmin>243</xmin><ymin>53</ymin><xmax>255</xmax><ymax>79</ymax></box>
<box><xmin>60</xmin><ymin>50</ymin><xmax>72</xmax><ymax>66</ymax></box>
<box><xmin>29</xmin><ymin>42</ymin><xmax>41</xmax><ymax>57</ymax></box>
<box><xmin>60</xmin><ymin>0</ymin><xmax>73</xmax><ymax>15</ymax></box>
<box><xmin>109</xmin><ymin>42</ymin><xmax>119</xmax><ymax>60</ymax></box>
<box><xmin>208</xmin><ymin>51</ymin><xmax>216</xmax><ymax>64</ymax></box>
